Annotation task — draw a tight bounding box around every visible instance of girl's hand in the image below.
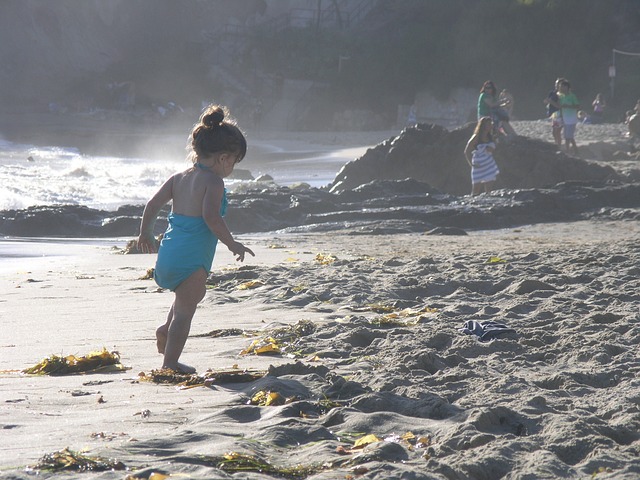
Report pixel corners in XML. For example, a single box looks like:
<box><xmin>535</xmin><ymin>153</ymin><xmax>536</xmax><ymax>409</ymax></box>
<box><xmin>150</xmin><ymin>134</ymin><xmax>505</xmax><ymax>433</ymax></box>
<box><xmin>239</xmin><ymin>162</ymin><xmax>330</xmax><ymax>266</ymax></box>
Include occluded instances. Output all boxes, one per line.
<box><xmin>229</xmin><ymin>241</ymin><xmax>255</xmax><ymax>262</ymax></box>
<box><xmin>137</xmin><ymin>233</ymin><xmax>158</xmax><ymax>253</ymax></box>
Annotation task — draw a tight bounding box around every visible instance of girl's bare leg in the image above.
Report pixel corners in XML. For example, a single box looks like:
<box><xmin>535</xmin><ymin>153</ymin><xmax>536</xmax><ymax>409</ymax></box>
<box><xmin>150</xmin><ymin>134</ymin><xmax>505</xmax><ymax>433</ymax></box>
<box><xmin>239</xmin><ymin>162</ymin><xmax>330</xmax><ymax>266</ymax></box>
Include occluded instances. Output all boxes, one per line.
<box><xmin>570</xmin><ymin>139</ymin><xmax>578</xmax><ymax>155</ymax></box>
<box><xmin>471</xmin><ymin>183</ymin><xmax>482</xmax><ymax>196</ymax></box>
<box><xmin>502</xmin><ymin>121</ymin><xmax>516</xmax><ymax>137</ymax></box>
<box><xmin>484</xmin><ymin>180</ymin><xmax>495</xmax><ymax>193</ymax></box>
<box><xmin>156</xmin><ymin>303</ymin><xmax>173</xmax><ymax>354</ymax></box>
<box><xmin>162</xmin><ymin>269</ymin><xmax>207</xmax><ymax>373</ymax></box>
<box><xmin>565</xmin><ymin>138</ymin><xmax>578</xmax><ymax>155</ymax></box>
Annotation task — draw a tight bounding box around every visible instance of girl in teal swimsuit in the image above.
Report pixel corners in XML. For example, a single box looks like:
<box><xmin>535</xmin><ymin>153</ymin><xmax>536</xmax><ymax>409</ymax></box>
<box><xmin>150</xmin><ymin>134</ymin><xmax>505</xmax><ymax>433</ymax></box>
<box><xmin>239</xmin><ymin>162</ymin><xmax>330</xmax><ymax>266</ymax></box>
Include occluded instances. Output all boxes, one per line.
<box><xmin>137</xmin><ymin>105</ymin><xmax>255</xmax><ymax>373</ymax></box>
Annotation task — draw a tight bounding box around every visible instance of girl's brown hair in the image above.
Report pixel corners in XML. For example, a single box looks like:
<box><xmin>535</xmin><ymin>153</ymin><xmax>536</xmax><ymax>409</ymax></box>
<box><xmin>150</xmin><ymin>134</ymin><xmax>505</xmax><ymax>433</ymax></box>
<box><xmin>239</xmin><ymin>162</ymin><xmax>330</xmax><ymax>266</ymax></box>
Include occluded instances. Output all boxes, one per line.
<box><xmin>474</xmin><ymin>116</ymin><xmax>494</xmax><ymax>142</ymax></box>
<box><xmin>188</xmin><ymin>104</ymin><xmax>247</xmax><ymax>163</ymax></box>
<box><xmin>481</xmin><ymin>81</ymin><xmax>496</xmax><ymax>93</ymax></box>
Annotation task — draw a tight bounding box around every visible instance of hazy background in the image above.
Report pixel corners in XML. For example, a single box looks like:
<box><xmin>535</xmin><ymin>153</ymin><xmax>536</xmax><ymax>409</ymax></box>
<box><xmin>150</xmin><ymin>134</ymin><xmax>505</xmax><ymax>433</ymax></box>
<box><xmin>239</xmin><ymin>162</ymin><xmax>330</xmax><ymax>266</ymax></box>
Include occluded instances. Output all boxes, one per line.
<box><xmin>1</xmin><ymin>0</ymin><xmax>640</xmax><ymax>132</ymax></box>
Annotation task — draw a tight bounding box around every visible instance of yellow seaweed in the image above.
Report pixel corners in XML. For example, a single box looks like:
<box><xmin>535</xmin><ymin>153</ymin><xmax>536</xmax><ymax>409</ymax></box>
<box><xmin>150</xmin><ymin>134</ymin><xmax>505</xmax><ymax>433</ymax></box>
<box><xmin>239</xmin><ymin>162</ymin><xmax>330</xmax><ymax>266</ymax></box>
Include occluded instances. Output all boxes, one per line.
<box><xmin>237</xmin><ymin>280</ymin><xmax>264</xmax><ymax>290</ymax></box>
<box><xmin>314</xmin><ymin>253</ymin><xmax>337</xmax><ymax>265</ymax></box>
<box><xmin>353</xmin><ymin>434</ymin><xmax>382</xmax><ymax>449</ymax></box>
<box><xmin>29</xmin><ymin>447</ymin><xmax>125</xmax><ymax>472</ymax></box>
<box><xmin>240</xmin><ymin>321</ymin><xmax>316</xmax><ymax>357</ymax></box>
<box><xmin>139</xmin><ymin>268</ymin><xmax>155</xmax><ymax>280</ymax></box>
<box><xmin>216</xmin><ymin>451</ymin><xmax>323</xmax><ymax>477</ymax></box>
<box><xmin>250</xmin><ymin>390</ymin><xmax>286</xmax><ymax>406</ymax></box>
<box><xmin>240</xmin><ymin>336</ymin><xmax>282</xmax><ymax>355</ymax></box>
<box><xmin>22</xmin><ymin>348</ymin><xmax>126</xmax><ymax>376</ymax></box>
<box><xmin>487</xmin><ymin>256</ymin><xmax>507</xmax><ymax>264</ymax></box>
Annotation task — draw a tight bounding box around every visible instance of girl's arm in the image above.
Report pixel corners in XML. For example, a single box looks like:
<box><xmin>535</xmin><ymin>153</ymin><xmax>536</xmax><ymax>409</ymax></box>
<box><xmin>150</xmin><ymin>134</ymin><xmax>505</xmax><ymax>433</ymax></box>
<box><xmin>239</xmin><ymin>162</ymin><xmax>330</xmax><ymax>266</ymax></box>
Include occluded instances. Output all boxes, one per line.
<box><xmin>545</xmin><ymin>97</ymin><xmax>561</xmax><ymax>109</ymax></box>
<box><xmin>137</xmin><ymin>175</ymin><xmax>174</xmax><ymax>253</ymax></box>
<box><xmin>464</xmin><ymin>135</ymin><xmax>477</xmax><ymax>166</ymax></box>
<box><xmin>202</xmin><ymin>178</ymin><xmax>254</xmax><ymax>262</ymax></box>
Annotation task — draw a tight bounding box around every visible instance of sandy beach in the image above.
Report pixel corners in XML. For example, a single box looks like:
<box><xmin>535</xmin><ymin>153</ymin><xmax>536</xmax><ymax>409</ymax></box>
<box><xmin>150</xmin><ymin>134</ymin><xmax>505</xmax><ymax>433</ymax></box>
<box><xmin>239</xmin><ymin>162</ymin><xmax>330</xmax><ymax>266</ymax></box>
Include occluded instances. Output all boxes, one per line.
<box><xmin>1</xmin><ymin>122</ymin><xmax>640</xmax><ymax>479</ymax></box>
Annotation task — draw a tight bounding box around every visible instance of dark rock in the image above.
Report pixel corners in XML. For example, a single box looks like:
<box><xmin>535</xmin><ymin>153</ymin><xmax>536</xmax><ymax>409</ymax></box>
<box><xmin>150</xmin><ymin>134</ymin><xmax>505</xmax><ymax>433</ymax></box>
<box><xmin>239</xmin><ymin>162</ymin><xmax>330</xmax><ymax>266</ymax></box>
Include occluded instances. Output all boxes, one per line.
<box><xmin>629</xmin><ymin>113</ymin><xmax>640</xmax><ymax>138</ymax></box>
<box><xmin>255</xmin><ymin>173</ymin><xmax>274</xmax><ymax>182</ymax></box>
<box><xmin>2</xmin><ymin>179</ymin><xmax>639</xmax><ymax>237</ymax></box>
<box><xmin>228</xmin><ymin>168</ymin><xmax>254</xmax><ymax>180</ymax></box>
<box><xmin>0</xmin><ymin>204</ymin><xmax>157</xmax><ymax>238</ymax></box>
<box><xmin>329</xmin><ymin>123</ymin><xmax>621</xmax><ymax>195</ymax></box>
<box><xmin>426</xmin><ymin>227</ymin><xmax>468</xmax><ymax>236</ymax></box>
<box><xmin>2</xmin><ymin>129</ymin><xmax>640</xmax><ymax>238</ymax></box>
<box><xmin>0</xmin><ymin>205</ymin><xmax>104</xmax><ymax>237</ymax></box>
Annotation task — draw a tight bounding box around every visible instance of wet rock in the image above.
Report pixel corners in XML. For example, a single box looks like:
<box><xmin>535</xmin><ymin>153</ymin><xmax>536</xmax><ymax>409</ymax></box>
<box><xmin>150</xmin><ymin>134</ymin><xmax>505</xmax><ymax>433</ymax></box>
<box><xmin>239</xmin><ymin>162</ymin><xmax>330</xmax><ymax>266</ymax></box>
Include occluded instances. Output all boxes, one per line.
<box><xmin>0</xmin><ymin>204</ymin><xmax>161</xmax><ymax>238</ymax></box>
<box><xmin>1</xmin><ymin>135</ymin><xmax>639</xmax><ymax>239</ymax></box>
<box><xmin>255</xmin><ymin>173</ymin><xmax>274</xmax><ymax>182</ymax></box>
<box><xmin>2</xmin><ymin>179</ymin><xmax>639</xmax><ymax>237</ymax></box>
<box><xmin>629</xmin><ymin>113</ymin><xmax>640</xmax><ymax>137</ymax></box>
<box><xmin>0</xmin><ymin>205</ymin><xmax>106</xmax><ymax>237</ymax></box>
<box><xmin>228</xmin><ymin>168</ymin><xmax>254</xmax><ymax>180</ymax></box>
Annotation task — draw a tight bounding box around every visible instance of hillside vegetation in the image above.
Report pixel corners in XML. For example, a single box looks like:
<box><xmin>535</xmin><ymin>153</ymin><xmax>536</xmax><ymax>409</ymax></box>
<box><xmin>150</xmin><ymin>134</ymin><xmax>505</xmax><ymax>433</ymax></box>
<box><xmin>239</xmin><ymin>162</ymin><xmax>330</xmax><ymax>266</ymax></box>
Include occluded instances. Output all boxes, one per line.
<box><xmin>248</xmin><ymin>0</ymin><xmax>640</xmax><ymax>121</ymax></box>
<box><xmin>2</xmin><ymin>0</ymin><xmax>639</xmax><ymax>124</ymax></box>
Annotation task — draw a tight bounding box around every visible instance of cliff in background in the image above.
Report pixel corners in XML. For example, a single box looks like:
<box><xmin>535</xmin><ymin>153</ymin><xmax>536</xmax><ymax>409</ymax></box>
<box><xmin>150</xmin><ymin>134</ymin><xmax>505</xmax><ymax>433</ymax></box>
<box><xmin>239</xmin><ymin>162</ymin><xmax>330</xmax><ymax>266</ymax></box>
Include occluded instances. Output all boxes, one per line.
<box><xmin>0</xmin><ymin>0</ymin><xmax>286</xmax><ymax>111</ymax></box>
<box><xmin>1</xmin><ymin>0</ymin><xmax>640</xmax><ymax>123</ymax></box>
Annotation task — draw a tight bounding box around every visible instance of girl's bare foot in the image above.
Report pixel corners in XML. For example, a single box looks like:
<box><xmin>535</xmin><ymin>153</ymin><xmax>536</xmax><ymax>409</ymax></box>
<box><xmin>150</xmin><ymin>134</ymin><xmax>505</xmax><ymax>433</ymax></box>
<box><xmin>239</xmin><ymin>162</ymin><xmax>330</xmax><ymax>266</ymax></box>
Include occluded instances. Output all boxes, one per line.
<box><xmin>163</xmin><ymin>361</ymin><xmax>196</xmax><ymax>374</ymax></box>
<box><xmin>156</xmin><ymin>326</ymin><xmax>168</xmax><ymax>354</ymax></box>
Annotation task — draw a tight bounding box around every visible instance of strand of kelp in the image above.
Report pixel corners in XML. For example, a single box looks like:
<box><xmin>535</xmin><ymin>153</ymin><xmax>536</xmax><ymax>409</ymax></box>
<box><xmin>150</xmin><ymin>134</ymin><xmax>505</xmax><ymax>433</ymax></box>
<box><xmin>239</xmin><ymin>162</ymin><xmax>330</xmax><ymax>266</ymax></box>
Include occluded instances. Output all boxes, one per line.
<box><xmin>22</xmin><ymin>348</ymin><xmax>127</xmax><ymax>375</ymax></box>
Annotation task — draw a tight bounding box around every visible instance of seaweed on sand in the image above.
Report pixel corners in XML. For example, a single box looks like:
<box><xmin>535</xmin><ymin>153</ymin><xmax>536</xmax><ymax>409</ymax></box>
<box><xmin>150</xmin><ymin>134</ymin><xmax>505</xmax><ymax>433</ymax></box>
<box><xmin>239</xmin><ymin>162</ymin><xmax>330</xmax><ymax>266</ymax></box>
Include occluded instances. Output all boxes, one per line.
<box><xmin>28</xmin><ymin>447</ymin><xmax>125</xmax><ymax>473</ymax></box>
<box><xmin>22</xmin><ymin>348</ymin><xmax>127</xmax><ymax>375</ymax></box>
<box><xmin>240</xmin><ymin>320</ymin><xmax>316</xmax><ymax>357</ymax></box>
<box><xmin>138</xmin><ymin>367</ymin><xmax>267</xmax><ymax>387</ymax></box>
<box><xmin>192</xmin><ymin>451</ymin><xmax>326</xmax><ymax>478</ymax></box>
<box><xmin>192</xmin><ymin>327</ymin><xmax>256</xmax><ymax>338</ymax></box>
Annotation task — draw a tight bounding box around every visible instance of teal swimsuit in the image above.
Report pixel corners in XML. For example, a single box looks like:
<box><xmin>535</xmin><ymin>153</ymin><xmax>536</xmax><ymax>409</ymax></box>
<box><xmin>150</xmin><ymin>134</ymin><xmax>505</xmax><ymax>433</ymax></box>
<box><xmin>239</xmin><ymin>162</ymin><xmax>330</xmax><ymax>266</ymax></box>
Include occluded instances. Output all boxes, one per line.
<box><xmin>154</xmin><ymin>188</ymin><xmax>228</xmax><ymax>291</ymax></box>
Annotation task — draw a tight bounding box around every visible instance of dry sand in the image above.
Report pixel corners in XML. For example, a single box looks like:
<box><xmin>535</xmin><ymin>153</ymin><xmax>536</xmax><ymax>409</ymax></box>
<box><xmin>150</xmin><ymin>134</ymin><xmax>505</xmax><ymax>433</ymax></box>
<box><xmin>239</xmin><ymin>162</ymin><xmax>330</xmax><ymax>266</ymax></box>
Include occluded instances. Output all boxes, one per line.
<box><xmin>1</xmin><ymin>122</ymin><xmax>639</xmax><ymax>479</ymax></box>
<box><xmin>1</xmin><ymin>221</ymin><xmax>639</xmax><ymax>479</ymax></box>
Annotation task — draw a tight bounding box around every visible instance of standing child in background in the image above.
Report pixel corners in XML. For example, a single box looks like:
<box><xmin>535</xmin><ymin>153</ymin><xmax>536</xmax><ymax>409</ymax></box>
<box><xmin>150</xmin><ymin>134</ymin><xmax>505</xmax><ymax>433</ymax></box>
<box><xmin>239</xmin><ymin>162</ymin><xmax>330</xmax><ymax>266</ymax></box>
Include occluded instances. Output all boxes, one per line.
<box><xmin>137</xmin><ymin>104</ymin><xmax>255</xmax><ymax>373</ymax></box>
<box><xmin>543</xmin><ymin>78</ymin><xmax>563</xmax><ymax>148</ymax></box>
<box><xmin>591</xmin><ymin>93</ymin><xmax>606</xmax><ymax>123</ymax></box>
<box><xmin>464</xmin><ymin>116</ymin><xmax>500</xmax><ymax>196</ymax></box>
<box><xmin>558</xmin><ymin>79</ymin><xmax>580</xmax><ymax>155</ymax></box>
